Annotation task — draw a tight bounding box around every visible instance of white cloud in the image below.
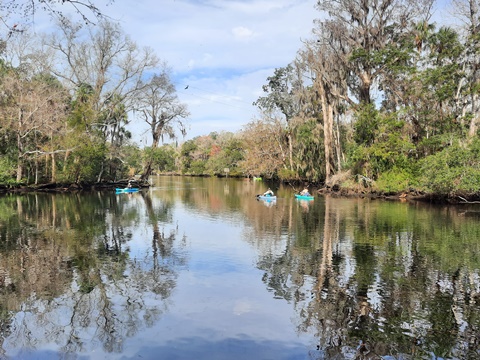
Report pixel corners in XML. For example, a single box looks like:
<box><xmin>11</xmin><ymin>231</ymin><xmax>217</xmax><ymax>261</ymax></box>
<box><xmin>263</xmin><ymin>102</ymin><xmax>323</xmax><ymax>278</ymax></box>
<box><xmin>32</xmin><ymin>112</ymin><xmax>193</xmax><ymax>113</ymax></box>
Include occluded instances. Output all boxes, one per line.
<box><xmin>232</xmin><ymin>26</ymin><xmax>257</xmax><ymax>42</ymax></box>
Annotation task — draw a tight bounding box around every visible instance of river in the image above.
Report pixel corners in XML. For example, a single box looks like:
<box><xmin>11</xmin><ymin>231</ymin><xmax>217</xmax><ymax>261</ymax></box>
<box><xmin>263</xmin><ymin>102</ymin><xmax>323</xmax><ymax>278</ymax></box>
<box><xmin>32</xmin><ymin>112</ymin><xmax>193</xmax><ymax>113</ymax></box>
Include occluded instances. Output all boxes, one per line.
<box><xmin>0</xmin><ymin>176</ymin><xmax>479</xmax><ymax>359</ymax></box>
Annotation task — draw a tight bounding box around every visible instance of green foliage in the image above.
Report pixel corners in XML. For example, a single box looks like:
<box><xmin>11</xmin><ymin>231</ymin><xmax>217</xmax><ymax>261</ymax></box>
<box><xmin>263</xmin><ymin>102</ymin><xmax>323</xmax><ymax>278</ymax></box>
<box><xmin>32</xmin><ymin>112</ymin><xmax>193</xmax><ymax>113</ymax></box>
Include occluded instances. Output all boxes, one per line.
<box><xmin>374</xmin><ymin>167</ymin><xmax>418</xmax><ymax>194</ymax></box>
<box><xmin>293</xmin><ymin>120</ymin><xmax>324</xmax><ymax>181</ymax></box>
<box><xmin>122</xmin><ymin>145</ymin><xmax>142</xmax><ymax>174</ymax></box>
<box><xmin>353</xmin><ymin>104</ymin><xmax>379</xmax><ymax>146</ymax></box>
<box><xmin>419</xmin><ymin>139</ymin><xmax>480</xmax><ymax>195</ymax></box>
<box><xmin>187</xmin><ymin>160</ymin><xmax>206</xmax><ymax>175</ymax></box>
<box><xmin>348</xmin><ymin>108</ymin><xmax>415</xmax><ymax>179</ymax></box>
<box><xmin>143</xmin><ymin>145</ymin><xmax>176</xmax><ymax>173</ymax></box>
<box><xmin>60</xmin><ymin>135</ymin><xmax>107</xmax><ymax>183</ymax></box>
<box><xmin>68</xmin><ymin>83</ymin><xmax>96</xmax><ymax>131</ymax></box>
<box><xmin>0</xmin><ymin>157</ymin><xmax>19</xmax><ymax>186</ymax></box>
<box><xmin>206</xmin><ymin>137</ymin><xmax>244</xmax><ymax>176</ymax></box>
<box><xmin>179</xmin><ymin>140</ymin><xmax>198</xmax><ymax>174</ymax></box>
<box><xmin>277</xmin><ymin>168</ymin><xmax>297</xmax><ymax>181</ymax></box>
<box><xmin>253</xmin><ymin>63</ymin><xmax>299</xmax><ymax>121</ymax></box>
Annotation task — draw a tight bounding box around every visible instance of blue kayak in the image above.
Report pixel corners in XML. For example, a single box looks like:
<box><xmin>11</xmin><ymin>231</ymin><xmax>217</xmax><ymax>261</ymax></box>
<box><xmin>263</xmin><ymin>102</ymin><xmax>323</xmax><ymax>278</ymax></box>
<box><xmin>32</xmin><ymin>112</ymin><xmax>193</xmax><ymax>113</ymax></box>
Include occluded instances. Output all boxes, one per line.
<box><xmin>257</xmin><ymin>195</ymin><xmax>277</xmax><ymax>200</ymax></box>
<box><xmin>116</xmin><ymin>188</ymin><xmax>140</xmax><ymax>193</ymax></box>
<box><xmin>295</xmin><ymin>194</ymin><xmax>314</xmax><ymax>200</ymax></box>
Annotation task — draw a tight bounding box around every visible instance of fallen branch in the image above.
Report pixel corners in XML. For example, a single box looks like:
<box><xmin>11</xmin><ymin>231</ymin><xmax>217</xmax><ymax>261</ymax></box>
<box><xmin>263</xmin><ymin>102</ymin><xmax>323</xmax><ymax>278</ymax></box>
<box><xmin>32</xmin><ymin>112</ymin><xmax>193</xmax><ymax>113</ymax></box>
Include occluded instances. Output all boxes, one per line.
<box><xmin>458</xmin><ymin>196</ymin><xmax>480</xmax><ymax>204</ymax></box>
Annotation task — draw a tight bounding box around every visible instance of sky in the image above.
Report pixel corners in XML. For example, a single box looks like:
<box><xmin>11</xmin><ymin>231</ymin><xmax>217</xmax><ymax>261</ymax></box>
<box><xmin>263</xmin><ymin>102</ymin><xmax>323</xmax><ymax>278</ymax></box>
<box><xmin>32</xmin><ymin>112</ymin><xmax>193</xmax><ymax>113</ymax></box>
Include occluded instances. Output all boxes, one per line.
<box><xmin>100</xmin><ymin>0</ymin><xmax>320</xmax><ymax>145</ymax></box>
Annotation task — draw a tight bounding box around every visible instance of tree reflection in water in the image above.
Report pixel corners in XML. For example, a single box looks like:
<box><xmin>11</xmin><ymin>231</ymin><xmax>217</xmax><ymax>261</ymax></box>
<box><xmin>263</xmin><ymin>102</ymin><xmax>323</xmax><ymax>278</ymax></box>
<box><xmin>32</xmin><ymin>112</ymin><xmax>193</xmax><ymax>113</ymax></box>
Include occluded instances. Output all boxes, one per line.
<box><xmin>254</xmin><ymin>194</ymin><xmax>480</xmax><ymax>359</ymax></box>
<box><xmin>0</xmin><ymin>179</ymin><xmax>479</xmax><ymax>359</ymax></box>
<box><xmin>0</xmin><ymin>191</ymin><xmax>186</xmax><ymax>357</ymax></box>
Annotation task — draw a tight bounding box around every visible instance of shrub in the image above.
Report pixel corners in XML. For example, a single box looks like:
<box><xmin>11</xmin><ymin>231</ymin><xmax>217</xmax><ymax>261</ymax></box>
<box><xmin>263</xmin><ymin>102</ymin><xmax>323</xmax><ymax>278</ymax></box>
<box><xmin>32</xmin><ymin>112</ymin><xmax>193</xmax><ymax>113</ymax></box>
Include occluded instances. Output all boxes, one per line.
<box><xmin>419</xmin><ymin>139</ymin><xmax>480</xmax><ymax>195</ymax></box>
<box><xmin>374</xmin><ymin>167</ymin><xmax>416</xmax><ymax>194</ymax></box>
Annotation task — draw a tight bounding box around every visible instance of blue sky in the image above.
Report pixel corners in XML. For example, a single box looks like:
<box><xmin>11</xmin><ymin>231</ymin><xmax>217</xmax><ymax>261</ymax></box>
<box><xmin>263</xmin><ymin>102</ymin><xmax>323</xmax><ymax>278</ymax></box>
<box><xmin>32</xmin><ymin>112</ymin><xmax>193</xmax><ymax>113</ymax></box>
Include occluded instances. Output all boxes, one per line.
<box><xmin>102</xmin><ymin>0</ymin><xmax>319</xmax><ymax>145</ymax></box>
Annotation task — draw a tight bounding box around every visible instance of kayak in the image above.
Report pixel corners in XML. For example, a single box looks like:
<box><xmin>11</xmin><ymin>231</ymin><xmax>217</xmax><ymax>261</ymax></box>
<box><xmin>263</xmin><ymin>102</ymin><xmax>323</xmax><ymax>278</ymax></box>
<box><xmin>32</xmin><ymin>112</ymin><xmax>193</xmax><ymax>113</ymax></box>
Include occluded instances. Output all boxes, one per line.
<box><xmin>116</xmin><ymin>188</ymin><xmax>140</xmax><ymax>193</ymax></box>
<box><xmin>257</xmin><ymin>195</ymin><xmax>277</xmax><ymax>200</ymax></box>
<box><xmin>295</xmin><ymin>194</ymin><xmax>314</xmax><ymax>200</ymax></box>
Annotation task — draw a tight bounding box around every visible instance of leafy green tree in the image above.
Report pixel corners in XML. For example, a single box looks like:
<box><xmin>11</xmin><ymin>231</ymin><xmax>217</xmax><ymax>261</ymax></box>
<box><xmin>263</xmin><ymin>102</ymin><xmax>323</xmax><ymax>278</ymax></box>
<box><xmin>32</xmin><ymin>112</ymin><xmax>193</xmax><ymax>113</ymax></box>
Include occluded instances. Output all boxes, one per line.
<box><xmin>122</xmin><ymin>144</ymin><xmax>142</xmax><ymax>177</ymax></box>
<box><xmin>292</xmin><ymin>119</ymin><xmax>324</xmax><ymax>181</ymax></box>
<box><xmin>178</xmin><ymin>140</ymin><xmax>198</xmax><ymax>174</ymax></box>
<box><xmin>205</xmin><ymin>135</ymin><xmax>244</xmax><ymax>176</ymax></box>
<box><xmin>349</xmin><ymin>104</ymin><xmax>415</xmax><ymax>180</ymax></box>
<box><xmin>143</xmin><ymin>145</ymin><xmax>177</xmax><ymax>174</ymax></box>
<box><xmin>419</xmin><ymin>138</ymin><xmax>480</xmax><ymax>195</ymax></box>
<box><xmin>60</xmin><ymin>134</ymin><xmax>107</xmax><ymax>184</ymax></box>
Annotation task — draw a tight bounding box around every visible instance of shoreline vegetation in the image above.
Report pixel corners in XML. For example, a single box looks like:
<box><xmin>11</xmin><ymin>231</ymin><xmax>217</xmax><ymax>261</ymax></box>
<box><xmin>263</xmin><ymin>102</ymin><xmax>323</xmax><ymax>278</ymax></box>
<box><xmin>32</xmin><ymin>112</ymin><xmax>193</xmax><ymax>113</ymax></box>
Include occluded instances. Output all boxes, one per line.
<box><xmin>2</xmin><ymin>174</ymin><xmax>479</xmax><ymax>205</ymax></box>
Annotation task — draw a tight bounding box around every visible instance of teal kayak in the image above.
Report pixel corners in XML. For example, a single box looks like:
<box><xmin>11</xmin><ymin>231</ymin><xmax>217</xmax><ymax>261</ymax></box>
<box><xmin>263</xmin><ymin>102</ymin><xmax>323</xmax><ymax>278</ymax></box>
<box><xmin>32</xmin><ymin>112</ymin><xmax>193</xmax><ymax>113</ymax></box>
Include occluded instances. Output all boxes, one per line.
<box><xmin>295</xmin><ymin>194</ymin><xmax>314</xmax><ymax>200</ymax></box>
<box><xmin>116</xmin><ymin>188</ymin><xmax>140</xmax><ymax>193</ymax></box>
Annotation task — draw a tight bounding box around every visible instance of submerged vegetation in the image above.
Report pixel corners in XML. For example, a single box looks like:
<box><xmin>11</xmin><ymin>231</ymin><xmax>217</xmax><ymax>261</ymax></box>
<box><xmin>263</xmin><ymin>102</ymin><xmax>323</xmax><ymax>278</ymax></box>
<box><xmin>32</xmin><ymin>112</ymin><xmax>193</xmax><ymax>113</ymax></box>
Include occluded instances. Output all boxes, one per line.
<box><xmin>1</xmin><ymin>0</ymin><xmax>480</xmax><ymax>201</ymax></box>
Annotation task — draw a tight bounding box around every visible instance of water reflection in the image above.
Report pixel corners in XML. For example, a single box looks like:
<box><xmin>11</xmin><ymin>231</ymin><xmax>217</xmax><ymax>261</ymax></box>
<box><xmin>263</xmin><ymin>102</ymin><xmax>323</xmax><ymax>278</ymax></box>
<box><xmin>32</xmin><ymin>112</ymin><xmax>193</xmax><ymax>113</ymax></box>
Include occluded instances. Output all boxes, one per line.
<box><xmin>296</xmin><ymin>198</ymin><xmax>314</xmax><ymax>212</ymax></box>
<box><xmin>257</xmin><ymin>198</ymin><xmax>276</xmax><ymax>207</ymax></box>
<box><xmin>0</xmin><ymin>178</ymin><xmax>479</xmax><ymax>359</ymax></box>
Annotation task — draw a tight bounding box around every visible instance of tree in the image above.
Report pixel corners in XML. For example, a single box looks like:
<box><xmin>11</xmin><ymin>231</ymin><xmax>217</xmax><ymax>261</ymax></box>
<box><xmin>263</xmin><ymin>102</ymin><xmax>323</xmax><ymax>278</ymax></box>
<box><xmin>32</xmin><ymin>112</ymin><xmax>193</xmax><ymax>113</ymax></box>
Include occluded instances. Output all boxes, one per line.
<box><xmin>205</xmin><ymin>132</ymin><xmax>245</xmax><ymax>176</ymax></box>
<box><xmin>299</xmin><ymin>42</ymin><xmax>349</xmax><ymax>184</ymax></box>
<box><xmin>239</xmin><ymin>116</ymin><xmax>286</xmax><ymax>179</ymax></box>
<box><xmin>134</xmin><ymin>69</ymin><xmax>189</xmax><ymax>180</ymax></box>
<box><xmin>0</xmin><ymin>0</ymin><xmax>114</xmax><ymax>57</ymax></box>
<box><xmin>145</xmin><ymin>145</ymin><xmax>177</xmax><ymax>173</ymax></box>
<box><xmin>254</xmin><ymin>64</ymin><xmax>303</xmax><ymax>170</ymax></box>
<box><xmin>315</xmin><ymin>0</ymin><xmax>435</xmax><ymax>105</ymax></box>
<box><xmin>0</xmin><ymin>67</ymin><xmax>69</xmax><ymax>183</ymax></box>
<box><xmin>452</xmin><ymin>0</ymin><xmax>480</xmax><ymax>139</ymax></box>
<box><xmin>47</xmin><ymin>19</ymin><xmax>159</xmax><ymax>115</ymax></box>
<box><xmin>0</xmin><ymin>0</ymin><xmax>113</xmax><ymax>27</ymax></box>
<box><xmin>45</xmin><ymin>19</ymin><xmax>159</xmax><ymax>181</ymax></box>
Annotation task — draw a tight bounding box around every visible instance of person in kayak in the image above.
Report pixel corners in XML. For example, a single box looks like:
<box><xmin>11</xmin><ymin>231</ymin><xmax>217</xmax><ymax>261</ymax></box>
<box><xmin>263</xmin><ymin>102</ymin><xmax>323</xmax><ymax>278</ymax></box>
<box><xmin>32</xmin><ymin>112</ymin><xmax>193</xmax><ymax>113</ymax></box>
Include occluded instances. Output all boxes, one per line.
<box><xmin>263</xmin><ymin>188</ymin><xmax>274</xmax><ymax>196</ymax></box>
<box><xmin>300</xmin><ymin>187</ymin><xmax>310</xmax><ymax>196</ymax></box>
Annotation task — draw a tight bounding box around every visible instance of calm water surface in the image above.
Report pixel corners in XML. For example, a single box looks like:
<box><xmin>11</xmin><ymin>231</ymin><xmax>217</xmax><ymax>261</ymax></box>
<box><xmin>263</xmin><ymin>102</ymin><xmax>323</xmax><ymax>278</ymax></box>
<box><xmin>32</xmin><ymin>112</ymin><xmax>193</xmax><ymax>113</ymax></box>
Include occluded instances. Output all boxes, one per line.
<box><xmin>0</xmin><ymin>176</ymin><xmax>480</xmax><ymax>359</ymax></box>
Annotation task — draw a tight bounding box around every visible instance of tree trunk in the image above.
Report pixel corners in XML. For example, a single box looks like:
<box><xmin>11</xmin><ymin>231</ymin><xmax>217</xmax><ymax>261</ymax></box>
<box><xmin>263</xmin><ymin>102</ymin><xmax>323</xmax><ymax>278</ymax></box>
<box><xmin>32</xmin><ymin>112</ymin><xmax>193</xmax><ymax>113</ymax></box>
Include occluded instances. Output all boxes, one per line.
<box><xmin>287</xmin><ymin>132</ymin><xmax>293</xmax><ymax>170</ymax></box>
<box><xmin>16</xmin><ymin>138</ymin><xmax>23</xmax><ymax>183</ymax></box>
<box><xmin>319</xmin><ymin>85</ymin><xmax>335</xmax><ymax>184</ymax></box>
<box><xmin>51</xmin><ymin>153</ymin><xmax>56</xmax><ymax>183</ymax></box>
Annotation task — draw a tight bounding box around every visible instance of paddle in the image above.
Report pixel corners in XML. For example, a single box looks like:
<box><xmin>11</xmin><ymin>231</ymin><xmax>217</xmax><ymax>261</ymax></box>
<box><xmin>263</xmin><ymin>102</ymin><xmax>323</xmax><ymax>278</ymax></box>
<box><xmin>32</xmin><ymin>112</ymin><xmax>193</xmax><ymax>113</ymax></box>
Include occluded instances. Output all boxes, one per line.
<box><xmin>287</xmin><ymin>182</ymin><xmax>300</xmax><ymax>195</ymax></box>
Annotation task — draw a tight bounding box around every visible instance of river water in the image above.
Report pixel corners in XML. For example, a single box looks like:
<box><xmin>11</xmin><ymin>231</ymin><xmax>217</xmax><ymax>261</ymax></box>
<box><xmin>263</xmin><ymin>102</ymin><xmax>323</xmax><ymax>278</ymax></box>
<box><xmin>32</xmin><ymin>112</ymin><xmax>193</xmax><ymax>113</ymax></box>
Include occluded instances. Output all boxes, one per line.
<box><xmin>0</xmin><ymin>176</ymin><xmax>479</xmax><ymax>359</ymax></box>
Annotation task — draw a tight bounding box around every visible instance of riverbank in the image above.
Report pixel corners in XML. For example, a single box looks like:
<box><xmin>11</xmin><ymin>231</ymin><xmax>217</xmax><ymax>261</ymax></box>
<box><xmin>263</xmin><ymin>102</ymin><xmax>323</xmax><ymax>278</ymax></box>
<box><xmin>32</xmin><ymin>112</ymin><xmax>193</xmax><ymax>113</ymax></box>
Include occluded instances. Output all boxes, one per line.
<box><xmin>0</xmin><ymin>179</ymin><xmax>151</xmax><ymax>193</ymax></box>
<box><xmin>316</xmin><ymin>185</ymin><xmax>480</xmax><ymax>204</ymax></box>
<box><xmin>1</xmin><ymin>176</ymin><xmax>479</xmax><ymax>205</ymax></box>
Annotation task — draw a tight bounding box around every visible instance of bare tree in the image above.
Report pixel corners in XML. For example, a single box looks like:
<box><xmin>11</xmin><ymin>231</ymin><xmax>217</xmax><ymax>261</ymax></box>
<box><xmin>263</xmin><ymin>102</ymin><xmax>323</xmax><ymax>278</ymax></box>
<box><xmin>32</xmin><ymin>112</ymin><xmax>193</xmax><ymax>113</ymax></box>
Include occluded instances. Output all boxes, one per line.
<box><xmin>133</xmin><ymin>69</ymin><xmax>190</xmax><ymax>180</ymax></box>
<box><xmin>44</xmin><ymin>19</ymin><xmax>159</xmax><ymax>181</ymax></box>
<box><xmin>0</xmin><ymin>69</ymin><xmax>69</xmax><ymax>183</ymax></box>
<box><xmin>0</xmin><ymin>0</ymin><xmax>113</xmax><ymax>27</ymax></box>
<box><xmin>0</xmin><ymin>0</ymin><xmax>114</xmax><ymax>55</ymax></box>
<box><xmin>46</xmin><ymin>19</ymin><xmax>158</xmax><ymax>118</ymax></box>
<box><xmin>239</xmin><ymin>115</ymin><xmax>287</xmax><ymax>179</ymax></box>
